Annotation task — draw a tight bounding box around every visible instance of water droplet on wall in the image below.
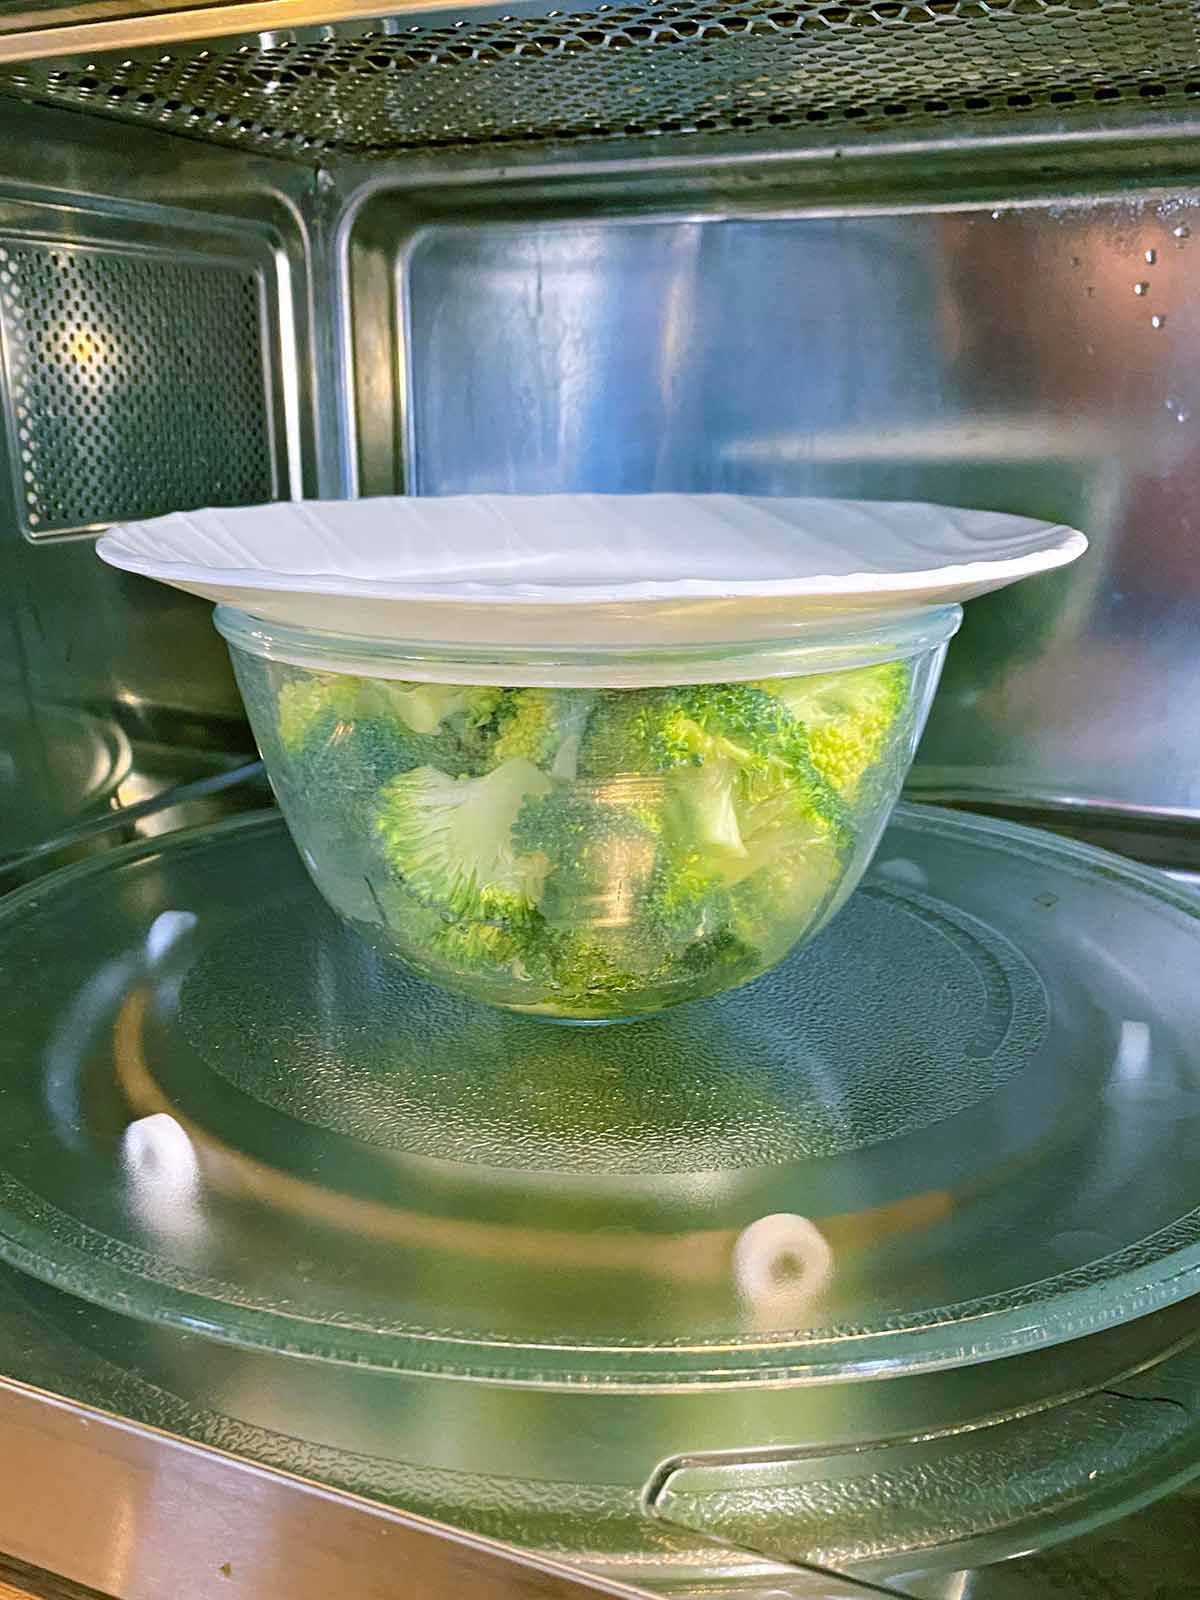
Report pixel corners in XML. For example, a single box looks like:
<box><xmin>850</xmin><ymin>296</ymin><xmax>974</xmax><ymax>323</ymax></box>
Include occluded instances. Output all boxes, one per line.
<box><xmin>1174</xmin><ymin>223</ymin><xmax>1191</xmax><ymax>239</ymax></box>
<box><xmin>1151</xmin><ymin>314</ymin><xmax>1168</xmax><ymax>329</ymax></box>
<box><xmin>1145</xmin><ymin>248</ymin><xmax>1157</xmax><ymax>264</ymax></box>
<box><xmin>1134</xmin><ymin>282</ymin><xmax>1149</xmax><ymax>296</ymax></box>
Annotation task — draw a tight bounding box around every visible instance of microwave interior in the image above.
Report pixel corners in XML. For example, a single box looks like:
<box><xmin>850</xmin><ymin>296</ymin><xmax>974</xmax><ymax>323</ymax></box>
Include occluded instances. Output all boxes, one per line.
<box><xmin>0</xmin><ymin>2</ymin><xmax>1199</xmax><ymax>1596</ymax></box>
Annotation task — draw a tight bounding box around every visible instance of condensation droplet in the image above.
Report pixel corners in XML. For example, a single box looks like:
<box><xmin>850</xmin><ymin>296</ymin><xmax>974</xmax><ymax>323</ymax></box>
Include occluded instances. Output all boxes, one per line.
<box><xmin>1178</xmin><ymin>408</ymin><xmax>1191</xmax><ymax>423</ymax></box>
<box><xmin>1134</xmin><ymin>281</ymin><xmax>1149</xmax><ymax>295</ymax></box>
<box><xmin>1174</xmin><ymin>223</ymin><xmax>1191</xmax><ymax>239</ymax></box>
<box><xmin>1151</xmin><ymin>313</ymin><xmax>1168</xmax><ymax>329</ymax></box>
<box><xmin>991</xmin><ymin>209</ymin><xmax>1002</xmax><ymax>220</ymax></box>
<box><xmin>1070</xmin><ymin>255</ymin><xmax>1081</xmax><ymax>267</ymax></box>
<box><xmin>1145</xmin><ymin>248</ymin><xmax>1157</xmax><ymax>264</ymax></box>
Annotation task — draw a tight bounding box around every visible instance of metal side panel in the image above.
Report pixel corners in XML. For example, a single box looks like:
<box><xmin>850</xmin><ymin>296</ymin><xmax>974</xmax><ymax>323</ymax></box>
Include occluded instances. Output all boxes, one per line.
<box><xmin>0</xmin><ymin>100</ymin><xmax>340</xmax><ymax>863</ymax></box>
<box><xmin>0</xmin><ymin>1374</ymin><xmax>663</xmax><ymax>1600</ymax></box>
<box><xmin>342</xmin><ymin>168</ymin><xmax>1200</xmax><ymax>832</ymax></box>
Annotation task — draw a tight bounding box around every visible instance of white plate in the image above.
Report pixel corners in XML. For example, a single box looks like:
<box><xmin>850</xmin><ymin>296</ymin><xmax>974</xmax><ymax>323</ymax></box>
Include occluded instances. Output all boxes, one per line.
<box><xmin>97</xmin><ymin>494</ymin><xmax>1087</xmax><ymax>647</ymax></box>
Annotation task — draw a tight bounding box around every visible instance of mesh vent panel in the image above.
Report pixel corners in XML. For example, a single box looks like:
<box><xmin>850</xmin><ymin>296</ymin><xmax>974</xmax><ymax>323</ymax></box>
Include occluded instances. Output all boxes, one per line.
<box><xmin>0</xmin><ymin>241</ymin><xmax>275</xmax><ymax>536</ymax></box>
<box><xmin>1</xmin><ymin>0</ymin><xmax>1199</xmax><ymax>157</ymax></box>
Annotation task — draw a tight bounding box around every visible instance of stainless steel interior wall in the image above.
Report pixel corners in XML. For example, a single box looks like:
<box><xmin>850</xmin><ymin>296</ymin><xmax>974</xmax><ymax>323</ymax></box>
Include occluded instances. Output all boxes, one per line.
<box><xmin>3</xmin><ymin>100</ymin><xmax>1199</xmax><ymax>852</ymax></box>
<box><xmin>349</xmin><ymin>182</ymin><xmax>1200</xmax><ymax>827</ymax></box>
<box><xmin>0</xmin><ymin>101</ymin><xmax>323</xmax><ymax>861</ymax></box>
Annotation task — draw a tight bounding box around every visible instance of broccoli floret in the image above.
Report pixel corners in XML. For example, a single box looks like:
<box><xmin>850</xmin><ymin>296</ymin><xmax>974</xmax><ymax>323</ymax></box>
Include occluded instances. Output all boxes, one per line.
<box><xmin>276</xmin><ymin>673</ymin><xmax>363</xmax><ymax>756</ymax></box>
<box><xmin>677</xmin><ymin>925</ymin><xmax>762</xmax><ymax>981</ymax></box>
<box><xmin>367</xmin><ymin>681</ymin><xmax>483</xmax><ymax>736</ymax></box>
<box><xmin>360</xmin><ymin>874</ymin><xmax>536</xmax><ymax>978</ymax></box>
<box><xmin>292</xmin><ymin>669</ymin><xmax>886</xmax><ymax>1018</ymax></box>
<box><xmin>431</xmin><ymin>915</ymin><xmax>532</xmax><ymax>973</ymax></box>
<box><xmin>272</xmin><ymin>674</ymin><xmax>429</xmax><ymax>839</ymax></box>
<box><xmin>647</xmin><ymin>683</ymin><xmax>803</xmax><ymax>767</ymax></box>
<box><xmin>533</xmin><ymin>929</ymin><xmax>662</xmax><ymax>1007</ymax></box>
<box><xmin>662</xmin><ymin>755</ymin><xmax>749</xmax><ymax>873</ymax></box>
<box><xmin>365</xmin><ymin>681</ymin><xmax>511</xmax><ymax>776</ymax></box>
<box><xmin>488</xmin><ymin>688</ymin><xmax>598</xmax><ymax>777</ymax></box>
<box><xmin>373</xmin><ymin>758</ymin><xmax>553</xmax><ymax>924</ymax></box>
<box><xmin>649</xmin><ymin>685</ymin><xmax>847</xmax><ymax>896</ymax></box>
<box><xmin>756</xmin><ymin>661</ymin><xmax>911</xmax><ymax>801</ymax></box>
<box><xmin>529</xmin><ymin>915</ymin><xmax>763</xmax><ymax>1015</ymax></box>
<box><xmin>576</xmin><ymin>690</ymin><xmax>666</xmax><ymax>779</ymax></box>
<box><xmin>275</xmin><ymin>673</ymin><xmax>506</xmax><ymax>793</ymax></box>
<box><xmin>513</xmin><ymin>781</ymin><xmax>663</xmax><ymax>925</ymax></box>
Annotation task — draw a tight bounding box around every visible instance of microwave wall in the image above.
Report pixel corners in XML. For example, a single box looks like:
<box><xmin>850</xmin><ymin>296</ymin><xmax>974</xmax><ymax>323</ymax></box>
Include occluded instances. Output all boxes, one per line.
<box><xmin>0</xmin><ymin>93</ymin><xmax>1198</xmax><ymax>865</ymax></box>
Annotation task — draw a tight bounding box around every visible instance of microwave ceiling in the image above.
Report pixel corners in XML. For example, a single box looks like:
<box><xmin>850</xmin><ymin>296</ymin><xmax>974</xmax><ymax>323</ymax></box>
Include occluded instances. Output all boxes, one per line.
<box><xmin>0</xmin><ymin>0</ymin><xmax>1197</xmax><ymax>159</ymax></box>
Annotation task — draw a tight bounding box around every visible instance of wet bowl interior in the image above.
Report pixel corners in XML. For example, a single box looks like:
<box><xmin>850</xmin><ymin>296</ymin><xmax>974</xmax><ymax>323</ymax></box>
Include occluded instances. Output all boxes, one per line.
<box><xmin>215</xmin><ymin>605</ymin><xmax>960</xmax><ymax>1020</ymax></box>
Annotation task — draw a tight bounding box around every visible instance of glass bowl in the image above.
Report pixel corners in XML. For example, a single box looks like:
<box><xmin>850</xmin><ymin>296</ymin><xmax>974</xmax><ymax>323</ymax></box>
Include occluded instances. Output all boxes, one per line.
<box><xmin>215</xmin><ymin>606</ymin><xmax>960</xmax><ymax>1019</ymax></box>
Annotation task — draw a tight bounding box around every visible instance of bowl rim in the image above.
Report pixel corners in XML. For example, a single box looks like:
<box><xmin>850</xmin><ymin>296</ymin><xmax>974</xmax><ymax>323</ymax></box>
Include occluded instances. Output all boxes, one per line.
<box><xmin>213</xmin><ymin>602</ymin><xmax>962</xmax><ymax>687</ymax></box>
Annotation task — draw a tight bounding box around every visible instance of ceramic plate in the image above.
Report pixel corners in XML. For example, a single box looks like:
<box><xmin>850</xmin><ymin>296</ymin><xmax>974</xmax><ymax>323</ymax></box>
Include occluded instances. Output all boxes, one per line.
<box><xmin>97</xmin><ymin>494</ymin><xmax>1087</xmax><ymax>647</ymax></box>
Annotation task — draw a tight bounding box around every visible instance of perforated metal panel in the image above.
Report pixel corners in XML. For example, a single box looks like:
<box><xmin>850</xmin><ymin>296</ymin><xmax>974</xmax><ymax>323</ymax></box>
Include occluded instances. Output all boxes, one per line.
<box><xmin>0</xmin><ymin>240</ymin><xmax>276</xmax><ymax>536</ymax></box>
<box><xmin>1</xmin><ymin>0</ymin><xmax>1199</xmax><ymax>157</ymax></box>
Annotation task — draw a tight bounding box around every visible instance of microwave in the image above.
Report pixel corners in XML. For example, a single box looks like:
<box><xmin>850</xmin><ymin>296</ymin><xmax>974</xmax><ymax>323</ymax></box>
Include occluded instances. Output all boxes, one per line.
<box><xmin>0</xmin><ymin>4</ymin><xmax>1198</xmax><ymax>1596</ymax></box>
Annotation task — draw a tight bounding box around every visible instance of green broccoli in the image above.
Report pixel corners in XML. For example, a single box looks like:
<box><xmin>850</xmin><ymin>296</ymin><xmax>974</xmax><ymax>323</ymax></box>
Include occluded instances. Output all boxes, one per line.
<box><xmin>430</xmin><ymin>915</ymin><xmax>532</xmax><ymax>974</ymax></box>
<box><xmin>276</xmin><ymin>673</ymin><xmax>364</xmax><ymax>757</ymax></box>
<box><xmin>373</xmin><ymin>758</ymin><xmax>554</xmax><ymax>925</ymax></box>
<box><xmin>275</xmin><ymin>673</ymin><xmax>521</xmax><ymax>803</ymax></box>
<box><xmin>285</xmin><ymin>667</ymin><xmax>889</xmax><ymax>1019</ymax></box>
<box><xmin>272</xmin><ymin>673</ymin><xmax>423</xmax><ymax>836</ymax></box>
<box><xmin>367</xmin><ymin>681</ymin><xmax>486</xmax><ymax>737</ymax></box>
<box><xmin>512</xmin><ymin>770</ymin><xmax>758</xmax><ymax>1012</ymax></box>
<box><xmin>512</xmin><ymin>781</ymin><xmax>663</xmax><ymax>925</ymax></box>
<box><xmin>652</xmin><ymin>684</ymin><xmax>847</xmax><ymax>889</ymax></box>
<box><xmin>489</xmin><ymin>688</ymin><xmax>598</xmax><ymax>777</ymax></box>
<box><xmin>356</xmin><ymin>876</ymin><xmax>536</xmax><ymax>986</ymax></box>
<box><xmin>576</xmin><ymin>690</ymin><xmax>666</xmax><ymax>779</ymax></box>
<box><xmin>756</xmin><ymin>660</ymin><xmax>911</xmax><ymax>801</ymax></box>
<box><xmin>531</xmin><ymin>928</ymin><xmax>664</xmax><ymax>1009</ymax></box>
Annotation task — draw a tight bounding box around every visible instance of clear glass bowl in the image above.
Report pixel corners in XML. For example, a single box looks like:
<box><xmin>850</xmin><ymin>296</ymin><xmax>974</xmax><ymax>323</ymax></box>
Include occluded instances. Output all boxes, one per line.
<box><xmin>215</xmin><ymin>606</ymin><xmax>959</xmax><ymax>1019</ymax></box>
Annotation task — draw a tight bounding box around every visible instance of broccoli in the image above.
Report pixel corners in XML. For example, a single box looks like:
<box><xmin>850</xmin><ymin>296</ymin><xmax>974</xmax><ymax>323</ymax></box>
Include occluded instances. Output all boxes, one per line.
<box><xmin>430</xmin><ymin>915</ymin><xmax>532</xmax><ymax>973</ymax></box>
<box><xmin>512</xmin><ymin>781</ymin><xmax>662</xmax><ymax>925</ymax></box>
<box><xmin>650</xmin><ymin>683</ymin><xmax>819</xmax><ymax>773</ymax></box>
<box><xmin>373</xmin><ymin>758</ymin><xmax>554</xmax><ymax>925</ymax></box>
<box><xmin>531</xmin><ymin>928</ymin><xmax>663</xmax><ymax>1008</ymax></box>
<box><xmin>368</xmin><ymin>681</ymin><xmax>485</xmax><ymax>737</ymax></box>
<box><xmin>756</xmin><ymin>661</ymin><xmax>911</xmax><ymax>802</ymax></box>
<box><xmin>489</xmin><ymin>688</ymin><xmax>598</xmax><ymax>777</ymax></box>
<box><xmin>283</xmin><ymin>667</ymin><xmax>889</xmax><ymax>1019</ymax></box>
<box><xmin>652</xmin><ymin>685</ymin><xmax>847</xmax><ymax>894</ymax></box>
<box><xmin>271</xmin><ymin>673</ymin><xmax>423</xmax><ymax>840</ymax></box>
<box><xmin>276</xmin><ymin>673</ymin><xmax>364</xmax><ymax>757</ymax></box>
<box><xmin>275</xmin><ymin>673</ymin><xmax>517</xmax><ymax>804</ymax></box>
<box><xmin>576</xmin><ymin>690</ymin><xmax>666</xmax><ymax>779</ymax></box>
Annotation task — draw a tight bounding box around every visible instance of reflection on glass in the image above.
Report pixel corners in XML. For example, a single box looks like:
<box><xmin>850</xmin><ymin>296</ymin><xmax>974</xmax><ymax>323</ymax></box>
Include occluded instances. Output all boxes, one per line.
<box><xmin>144</xmin><ymin>909</ymin><xmax>197</xmax><ymax>966</ymax></box>
<box><xmin>1115</xmin><ymin>1019</ymin><xmax>1151</xmax><ymax>1082</ymax></box>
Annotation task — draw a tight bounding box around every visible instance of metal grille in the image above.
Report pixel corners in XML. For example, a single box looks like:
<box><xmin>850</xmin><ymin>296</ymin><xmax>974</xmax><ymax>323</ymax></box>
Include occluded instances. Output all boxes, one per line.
<box><xmin>2</xmin><ymin>0</ymin><xmax>1200</xmax><ymax>158</ymax></box>
<box><xmin>0</xmin><ymin>241</ymin><xmax>275</xmax><ymax>536</ymax></box>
